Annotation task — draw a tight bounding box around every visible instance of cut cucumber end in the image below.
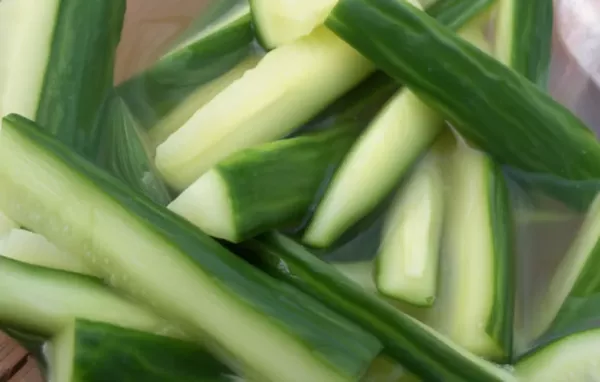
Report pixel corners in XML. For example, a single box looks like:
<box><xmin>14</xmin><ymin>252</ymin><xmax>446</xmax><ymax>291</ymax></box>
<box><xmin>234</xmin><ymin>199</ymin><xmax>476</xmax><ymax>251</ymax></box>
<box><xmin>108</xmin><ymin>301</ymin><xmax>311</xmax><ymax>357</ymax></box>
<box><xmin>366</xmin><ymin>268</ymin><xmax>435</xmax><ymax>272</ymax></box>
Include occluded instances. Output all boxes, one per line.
<box><xmin>0</xmin><ymin>228</ymin><xmax>96</xmax><ymax>276</ymax></box>
<box><xmin>48</xmin><ymin>321</ymin><xmax>76</xmax><ymax>382</ymax></box>
<box><xmin>168</xmin><ymin>170</ymin><xmax>237</xmax><ymax>242</ymax></box>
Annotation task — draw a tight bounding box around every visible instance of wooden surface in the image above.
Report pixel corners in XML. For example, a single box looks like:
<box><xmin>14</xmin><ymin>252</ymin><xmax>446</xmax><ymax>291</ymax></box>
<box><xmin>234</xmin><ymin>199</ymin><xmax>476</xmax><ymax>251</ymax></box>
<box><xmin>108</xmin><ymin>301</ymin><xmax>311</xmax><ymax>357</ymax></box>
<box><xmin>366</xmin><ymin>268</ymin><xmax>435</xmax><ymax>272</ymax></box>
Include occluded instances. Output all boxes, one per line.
<box><xmin>0</xmin><ymin>332</ymin><xmax>43</xmax><ymax>382</ymax></box>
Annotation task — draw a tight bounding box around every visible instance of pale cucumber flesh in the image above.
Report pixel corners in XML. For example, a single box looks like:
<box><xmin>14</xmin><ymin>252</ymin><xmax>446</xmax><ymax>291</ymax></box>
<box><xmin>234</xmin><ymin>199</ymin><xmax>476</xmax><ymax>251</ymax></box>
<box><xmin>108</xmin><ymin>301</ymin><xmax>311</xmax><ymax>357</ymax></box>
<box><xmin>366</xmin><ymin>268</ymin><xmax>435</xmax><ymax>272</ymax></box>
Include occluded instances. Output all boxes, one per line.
<box><xmin>155</xmin><ymin>26</ymin><xmax>374</xmax><ymax>190</ymax></box>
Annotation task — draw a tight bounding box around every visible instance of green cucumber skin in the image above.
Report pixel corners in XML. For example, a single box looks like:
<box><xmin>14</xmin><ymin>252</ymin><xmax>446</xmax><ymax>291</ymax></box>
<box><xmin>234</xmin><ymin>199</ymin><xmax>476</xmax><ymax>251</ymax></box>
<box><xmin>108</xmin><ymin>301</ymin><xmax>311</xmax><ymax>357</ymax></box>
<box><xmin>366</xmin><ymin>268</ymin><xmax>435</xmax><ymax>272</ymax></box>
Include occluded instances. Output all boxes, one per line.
<box><xmin>424</xmin><ymin>0</ymin><xmax>495</xmax><ymax>29</ymax></box>
<box><xmin>487</xmin><ymin>162</ymin><xmax>515</xmax><ymax>361</ymax></box>
<box><xmin>64</xmin><ymin>320</ymin><xmax>232</xmax><ymax>382</ymax></box>
<box><xmin>219</xmin><ymin>77</ymin><xmax>397</xmax><ymax>241</ymax></box>
<box><xmin>326</xmin><ymin>0</ymin><xmax>600</xmax><ymax>188</ymax></box>
<box><xmin>248</xmin><ymin>234</ymin><xmax>514</xmax><ymax>382</ymax></box>
<box><xmin>117</xmin><ymin>1</ymin><xmax>255</xmax><ymax>131</ymax></box>
<box><xmin>219</xmin><ymin>124</ymin><xmax>362</xmax><ymax>242</ymax></box>
<box><xmin>97</xmin><ymin>95</ymin><xmax>172</xmax><ymax>205</ymax></box>
<box><xmin>0</xmin><ymin>114</ymin><xmax>381</xmax><ymax>381</ymax></box>
<box><xmin>36</xmin><ymin>0</ymin><xmax>125</xmax><ymax>160</ymax></box>
<box><xmin>508</xmin><ymin>0</ymin><xmax>553</xmax><ymax>87</ymax></box>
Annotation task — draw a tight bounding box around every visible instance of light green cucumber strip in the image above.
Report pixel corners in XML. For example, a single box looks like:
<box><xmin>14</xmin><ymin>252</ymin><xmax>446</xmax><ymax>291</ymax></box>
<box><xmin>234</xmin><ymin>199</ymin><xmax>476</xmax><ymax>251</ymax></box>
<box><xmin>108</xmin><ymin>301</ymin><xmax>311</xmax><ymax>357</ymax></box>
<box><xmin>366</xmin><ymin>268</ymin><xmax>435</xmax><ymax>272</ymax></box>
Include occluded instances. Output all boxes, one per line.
<box><xmin>155</xmin><ymin>26</ymin><xmax>375</xmax><ymax>190</ymax></box>
<box><xmin>332</xmin><ymin>261</ymin><xmax>377</xmax><ymax>294</ymax></box>
<box><xmin>251</xmin><ymin>0</ymin><xmax>422</xmax><ymax>50</ymax></box>
<box><xmin>375</xmin><ymin>137</ymin><xmax>447</xmax><ymax>307</ymax></box>
<box><xmin>433</xmin><ymin>138</ymin><xmax>513</xmax><ymax>362</ymax></box>
<box><xmin>169</xmin><ymin>123</ymin><xmax>363</xmax><ymax>242</ymax></box>
<box><xmin>533</xmin><ymin>194</ymin><xmax>600</xmax><ymax>340</ymax></box>
<box><xmin>0</xmin><ymin>229</ymin><xmax>96</xmax><ymax>276</ymax></box>
<box><xmin>48</xmin><ymin>320</ymin><xmax>233</xmax><ymax>382</ymax></box>
<box><xmin>0</xmin><ymin>257</ymin><xmax>177</xmax><ymax>338</ymax></box>
<box><xmin>0</xmin><ymin>211</ymin><xmax>18</xmax><ymax>238</ymax></box>
<box><xmin>0</xmin><ymin>114</ymin><xmax>381</xmax><ymax>382</ymax></box>
<box><xmin>494</xmin><ymin>0</ymin><xmax>553</xmax><ymax>87</ymax></box>
<box><xmin>303</xmin><ymin>86</ymin><xmax>441</xmax><ymax>248</ymax></box>
<box><xmin>117</xmin><ymin>0</ymin><xmax>256</xmax><ymax>145</ymax></box>
<box><xmin>515</xmin><ymin>328</ymin><xmax>600</xmax><ymax>382</ymax></box>
<box><xmin>0</xmin><ymin>0</ymin><xmax>124</xmax><ymax>159</ymax></box>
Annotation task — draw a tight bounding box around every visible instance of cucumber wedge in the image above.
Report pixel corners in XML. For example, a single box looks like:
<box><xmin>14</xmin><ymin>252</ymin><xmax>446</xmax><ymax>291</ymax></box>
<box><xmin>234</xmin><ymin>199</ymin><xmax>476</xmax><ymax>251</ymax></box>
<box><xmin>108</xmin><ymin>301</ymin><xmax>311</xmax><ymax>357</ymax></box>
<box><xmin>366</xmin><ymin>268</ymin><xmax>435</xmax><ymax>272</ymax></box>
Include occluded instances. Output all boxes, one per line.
<box><xmin>333</xmin><ymin>261</ymin><xmax>377</xmax><ymax>294</ymax></box>
<box><xmin>0</xmin><ymin>257</ymin><xmax>175</xmax><ymax>337</ymax></box>
<box><xmin>169</xmin><ymin>123</ymin><xmax>363</xmax><ymax>243</ymax></box>
<box><xmin>0</xmin><ymin>211</ymin><xmax>18</xmax><ymax>238</ymax></box>
<box><xmin>0</xmin><ymin>114</ymin><xmax>381</xmax><ymax>382</ymax></box>
<box><xmin>0</xmin><ymin>0</ymin><xmax>125</xmax><ymax>159</ymax></box>
<box><xmin>0</xmin><ymin>229</ymin><xmax>95</xmax><ymax>276</ymax></box>
<box><xmin>434</xmin><ymin>140</ymin><xmax>514</xmax><ymax>361</ymax></box>
<box><xmin>247</xmin><ymin>233</ymin><xmax>515</xmax><ymax>382</ymax></box>
<box><xmin>533</xmin><ymin>194</ymin><xmax>600</xmax><ymax>340</ymax></box>
<box><xmin>375</xmin><ymin>137</ymin><xmax>447</xmax><ymax>307</ymax></box>
<box><xmin>48</xmin><ymin>320</ymin><xmax>233</xmax><ymax>382</ymax></box>
<box><xmin>326</xmin><ymin>0</ymin><xmax>600</xmax><ymax>200</ymax></box>
<box><xmin>515</xmin><ymin>328</ymin><xmax>600</xmax><ymax>382</ymax></box>
<box><xmin>494</xmin><ymin>0</ymin><xmax>553</xmax><ymax>87</ymax></box>
<box><xmin>302</xmin><ymin>3</ymin><xmax>495</xmax><ymax>249</ymax></box>
<box><xmin>98</xmin><ymin>95</ymin><xmax>171</xmax><ymax>206</ymax></box>
<box><xmin>155</xmin><ymin>26</ymin><xmax>375</xmax><ymax>190</ymax></box>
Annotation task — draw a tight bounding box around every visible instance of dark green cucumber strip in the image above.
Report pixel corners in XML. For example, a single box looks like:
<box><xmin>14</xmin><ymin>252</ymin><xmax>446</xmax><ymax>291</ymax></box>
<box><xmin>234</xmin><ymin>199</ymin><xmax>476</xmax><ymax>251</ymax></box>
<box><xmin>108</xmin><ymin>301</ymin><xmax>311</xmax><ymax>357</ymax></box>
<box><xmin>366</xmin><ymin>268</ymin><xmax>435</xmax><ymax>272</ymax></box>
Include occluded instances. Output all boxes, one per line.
<box><xmin>494</xmin><ymin>0</ymin><xmax>553</xmax><ymax>87</ymax></box>
<box><xmin>247</xmin><ymin>233</ymin><xmax>515</xmax><ymax>382</ymax></box>
<box><xmin>326</xmin><ymin>0</ymin><xmax>600</xmax><ymax>202</ymax></box>
<box><xmin>515</xmin><ymin>327</ymin><xmax>600</xmax><ymax>382</ymax></box>
<box><xmin>0</xmin><ymin>228</ymin><xmax>96</xmax><ymax>276</ymax></box>
<box><xmin>0</xmin><ymin>114</ymin><xmax>381</xmax><ymax>382</ymax></box>
<box><xmin>533</xmin><ymin>195</ymin><xmax>600</xmax><ymax>340</ymax></box>
<box><xmin>0</xmin><ymin>0</ymin><xmax>125</xmax><ymax>160</ymax></box>
<box><xmin>0</xmin><ymin>257</ymin><xmax>177</xmax><ymax>337</ymax></box>
<box><xmin>169</xmin><ymin>123</ymin><xmax>364</xmax><ymax>243</ymax></box>
<box><xmin>431</xmin><ymin>141</ymin><xmax>514</xmax><ymax>361</ymax></box>
<box><xmin>97</xmin><ymin>94</ymin><xmax>171</xmax><ymax>205</ymax></box>
<box><xmin>168</xmin><ymin>77</ymin><xmax>397</xmax><ymax>243</ymax></box>
<box><xmin>117</xmin><ymin>0</ymin><xmax>257</xmax><ymax>144</ymax></box>
<box><xmin>48</xmin><ymin>320</ymin><xmax>233</xmax><ymax>382</ymax></box>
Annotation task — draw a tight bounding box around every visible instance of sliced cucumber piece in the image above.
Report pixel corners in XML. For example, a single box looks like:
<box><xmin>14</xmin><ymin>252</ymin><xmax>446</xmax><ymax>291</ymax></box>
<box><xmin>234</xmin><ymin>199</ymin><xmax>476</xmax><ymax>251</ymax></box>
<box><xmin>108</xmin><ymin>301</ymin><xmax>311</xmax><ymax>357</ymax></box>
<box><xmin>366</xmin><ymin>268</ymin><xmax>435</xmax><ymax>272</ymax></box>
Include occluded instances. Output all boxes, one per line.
<box><xmin>117</xmin><ymin>0</ymin><xmax>257</xmax><ymax>147</ymax></box>
<box><xmin>302</xmin><ymin>5</ymin><xmax>493</xmax><ymax>249</ymax></box>
<box><xmin>98</xmin><ymin>95</ymin><xmax>171</xmax><ymax>206</ymax></box>
<box><xmin>375</xmin><ymin>137</ymin><xmax>447</xmax><ymax>307</ymax></box>
<box><xmin>0</xmin><ymin>114</ymin><xmax>381</xmax><ymax>382</ymax></box>
<box><xmin>0</xmin><ymin>229</ymin><xmax>95</xmax><ymax>276</ymax></box>
<box><xmin>494</xmin><ymin>0</ymin><xmax>553</xmax><ymax>87</ymax></box>
<box><xmin>326</xmin><ymin>0</ymin><xmax>600</xmax><ymax>209</ymax></box>
<box><xmin>435</xmin><ymin>140</ymin><xmax>514</xmax><ymax>361</ymax></box>
<box><xmin>48</xmin><ymin>320</ymin><xmax>233</xmax><ymax>382</ymax></box>
<box><xmin>0</xmin><ymin>257</ymin><xmax>175</xmax><ymax>337</ymax></box>
<box><xmin>0</xmin><ymin>0</ymin><xmax>125</xmax><ymax>159</ymax></box>
<box><xmin>248</xmin><ymin>233</ymin><xmax>515</xmax><ymax>382</ymax></box>
<box><xmin>155</xmin><ymin>26</ymin><xmax>375</xmax><ymax>190</ymax></box>
<box><xmin>332</xmin><ymin>261</ymin><xmax>377</xmax><ymax>294</ymax></box>
<box><xmin>303</xmin><ymin>88</ymin><xmax>442</xmax><ymax>248</ymax></box>
<box><xmin>515</xmin><ymin>328</ymin><xmax>600</xmax><ymax>382</ymax></box>
<box><xmin>0</xmin><ymin>210</ymin><xmax>18</xmax><ymax>238</ymax></box>
<box><xmin>533</xmin><ymin>194</ymin><xmax>600</xmax><ymax>340</ymax></box>
<box><xmin>169</xmin><ymin>123</ymin><xmax>363</xmax><ymax>242</ymax></box>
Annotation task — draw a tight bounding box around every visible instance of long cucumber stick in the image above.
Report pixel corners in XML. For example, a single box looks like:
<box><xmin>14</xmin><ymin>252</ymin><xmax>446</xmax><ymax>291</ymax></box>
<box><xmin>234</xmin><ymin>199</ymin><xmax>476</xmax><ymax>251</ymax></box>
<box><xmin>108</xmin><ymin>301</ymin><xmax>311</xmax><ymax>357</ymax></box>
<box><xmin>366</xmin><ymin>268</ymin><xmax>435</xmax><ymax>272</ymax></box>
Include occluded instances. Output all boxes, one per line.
<box><xmin>117</xmin><ymin>0</ymin><xmax>258</xmax><ymax>148</ymax></box>
<box><xmin>325</xmin><ymin>0</ymin><xmax>600</xmax><ymax>206</ymax></box>
<box><xmin>168</xmin><ymin>75</ymin><xmax>397</xmax><ymax>243</ymax></box>
<box><xmin>374</xmin><ymin>135</ymin><xmax>448</xmax><ymax>307</ymax></box>
<box><xmin>303</xmin><ymin>8</ymin><xmax>494</xmax><ymax>248</ymax></box>
<box><xmin>0</xmin><ymin>257</ymin><xmax>179</xmax><ymax>338</ymax></box>
<box><xmin>0</xmin><ymin>114</ymin><xmax>382</xmax><ymax>382</ymax></box>
<box><xmin>48</xmin><ymin>320</ymin><xmax>233</xmax><ymax>382</ymax></box>
<box><xmin>0</xmin><ymin>229</ymin><xmax>96</xmax><ymax>277</ymax></box>
<box><xmin>248</xmin><ymin>233</ymin><xmax>515</xmax><ymax>382</ymax></box>
<box><xmin>431</xmin><ymin>135</ymin><xmax>514</xmax><ymax>362</ymax></box>
<box><xmin>0</xmin><ymin>0</ymin><xmax>124</xmax><ymax>159</ymax></box>
<box><xmin>155</xmin><ymin>25</ymin><xmax>375</xmax><ymax>191</ymax></box>
<box><xmin>494</xmin><ymin>0</ymin><xmax>553</xmax><ymax>87</ymax></box>
<box><xmin>533</xmin><ymin>194</ymin><xmax>600</xmax><ymax>340</ymax></box>
<box><xmin>0</xmin><ymin>211</ymin><xmax>18</xmax><ymax>238</ymax></box>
